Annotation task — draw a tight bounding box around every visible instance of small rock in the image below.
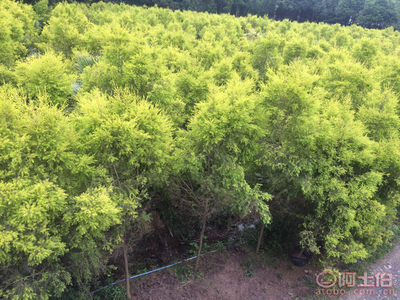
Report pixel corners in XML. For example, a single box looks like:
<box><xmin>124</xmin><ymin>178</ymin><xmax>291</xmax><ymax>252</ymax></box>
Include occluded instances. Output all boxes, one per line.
<box><xmin>384</xmin><ymin>264</ymin><xmax>392</xmax><ymax>269</ymax></box>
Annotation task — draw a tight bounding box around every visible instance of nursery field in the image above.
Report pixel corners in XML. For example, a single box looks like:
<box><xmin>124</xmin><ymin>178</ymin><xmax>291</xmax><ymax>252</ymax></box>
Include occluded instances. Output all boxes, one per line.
<box><xmin>1</xmin><ymin>0</ymin><xmax>400</xmax><ymax>298</ymax></box>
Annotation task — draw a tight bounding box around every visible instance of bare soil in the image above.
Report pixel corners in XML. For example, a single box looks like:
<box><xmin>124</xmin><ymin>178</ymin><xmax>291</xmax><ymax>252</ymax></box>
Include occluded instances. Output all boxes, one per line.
<box><xmin>130</xmin><ymin>247</ymin><xmax>319</xmax><ymax>300</ymax></box>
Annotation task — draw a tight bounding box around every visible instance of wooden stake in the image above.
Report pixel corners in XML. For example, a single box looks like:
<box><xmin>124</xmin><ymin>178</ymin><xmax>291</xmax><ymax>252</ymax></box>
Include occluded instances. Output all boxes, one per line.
<box><xmin>256</xmin><ymin>223</ymin><xmax>265</xmax><ymax>253</ymax></box>
<box><xmin>123</xmin><ymin>243</ymin><xmax>132</xmax><ymax>300</ymax></box>
<box><xmin>195</xmin><ymin>198</ymin><xmax>208</xmax><ymax>270</ymax></box>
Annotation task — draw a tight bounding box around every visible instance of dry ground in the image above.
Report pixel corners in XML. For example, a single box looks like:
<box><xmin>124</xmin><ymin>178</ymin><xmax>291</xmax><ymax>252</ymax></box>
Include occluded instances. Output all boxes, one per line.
<box><xmin>130</xmin><ymin>248</ymin><xmax>320</xmax><ymax>300</ymax></box>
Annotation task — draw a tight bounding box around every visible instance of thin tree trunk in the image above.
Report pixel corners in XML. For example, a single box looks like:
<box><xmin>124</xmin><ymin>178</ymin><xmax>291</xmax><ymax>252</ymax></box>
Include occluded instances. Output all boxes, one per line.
<box><xmin>123</xmin><ymin>243</ymin><xmax>132</xmax><ymax>300</ymax></box>
<box><xmin>195</xmin><ymin>213</ymin><xmax>207</xmax><ymax>270</ymax></box>
<box><xmin>297</xmin><ymin>248</ymin><xmax>305</xmax><ymax>258</ymax></box>
<box><xmin>195</xmin><ymin>199</ymin><xmax>208</xmax><ymax>270</ymax></box>
<box><xmin>256</xmin><ymin>223</ymin><xmax>265</xmax><ymax>253</ymax></box>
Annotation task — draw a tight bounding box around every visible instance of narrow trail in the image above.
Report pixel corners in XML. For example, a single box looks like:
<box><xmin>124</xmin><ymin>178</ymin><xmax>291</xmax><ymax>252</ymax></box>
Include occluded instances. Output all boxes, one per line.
<box><xmin>341</xmin><ymin>243</ymin><xmax>400</xmax><ymax>300</ymax></box>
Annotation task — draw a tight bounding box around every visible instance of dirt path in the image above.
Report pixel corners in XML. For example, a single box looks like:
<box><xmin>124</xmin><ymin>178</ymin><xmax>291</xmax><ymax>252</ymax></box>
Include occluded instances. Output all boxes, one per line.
<box><xmin>341</xmin><ymin>243</ymin><xmax>400</xmax><ymax>300</ymax></box>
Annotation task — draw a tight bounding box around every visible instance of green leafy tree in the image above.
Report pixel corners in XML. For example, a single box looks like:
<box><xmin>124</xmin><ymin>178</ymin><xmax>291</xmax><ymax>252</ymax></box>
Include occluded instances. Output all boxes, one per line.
<box><xmin>380</xmin><ymin>57</ymin><xmax>400</xmax><ymax>98</ymax></box>
<box><xmin>81</xmin><ymin>23</ymin><xmax>160</xmax><ymax>99</ymax></box>
<box><xmin>33</xmin><ymin>0</ymin><xmax>51</xmax><ymax>27</ymax></box>
<box><xmin>321</xmin><ymin>57</ymin><xmax>375</xmax><ymax>110</ymax></box>
<box><xmin>176</xmin><ymin>77</ymin><xmax>271</xmax><ymax>268</ymax></box>
<box><xmin>356</xmin><ymin>0</ymin><xmax>398</xmax><ymax>29</ymax></box>
<box><xmin>250</xmin><ymin>35</ymin><xmax>282</xmax><ymax>79</ymax></box>
<box><xmin>175</xmin><ymin>72</ymin><xmax>209</xmax><ymax>121</ymax></box>
<box><xmin>257</xmin><ymin>63</ymin><xmax>393</xmax><ymax>264</ymax></box>
<box><xmin>41</xmin><ymin>2</ymin><xmax>90</xmax><ymax>56</ymax></box>
<box><xmin>72</xmin><ymin>89</ymin><xmax>174</xmax><ymax>298</ymax></box>
<box><xmin>352</xmin><ymin>39</ymin><xmax>378</xmax><ymax>68</ymax></box>
<box><xmin>335</xmin><ymin>0</ymin><xmax>365</xmax><ymax>25</ymax></box>
<box><xmin>15</xmin><ymin>52</ymin><xmax>75</xmax><ymax>106</ymax></box>
<box><xmin>283</xmin><ymin>40</ymin><xmax>308</xmax><ymax>64</ymax></box>
<box><xmin>0</xmin><ymin>180</ymin><xmax>120</xmax><ymax>299</ymax></box>
<box><xmin>0</xmin><ymin>0</ymin><xmax>36</xmax><ymax>66</ymax></box>
<box><xmin>0</xmin><ymin>87</ymin><xmax>120</xmax><ymax>299</ymax></box>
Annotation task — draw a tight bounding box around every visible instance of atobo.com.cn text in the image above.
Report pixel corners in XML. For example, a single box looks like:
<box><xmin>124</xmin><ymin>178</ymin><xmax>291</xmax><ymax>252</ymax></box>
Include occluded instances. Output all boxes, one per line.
<box><xmin>314</xmin><ymin>269</ymin><xmax>396</xmax><ymax>296</ymax></box>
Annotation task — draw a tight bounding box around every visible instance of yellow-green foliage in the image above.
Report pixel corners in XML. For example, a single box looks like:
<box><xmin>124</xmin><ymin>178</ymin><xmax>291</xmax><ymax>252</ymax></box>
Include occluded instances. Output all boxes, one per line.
<box><xmin>1</xmin><ymin>1</ymin><xmax>400</xmax><ymax>298</ymax></box>
<box><xmin>0</xmin><ymin>0</ymin><xmax>36</xmax><ymax>66</ymax></box>
<box><xmin>0</xmin><ymin>86</ymin><xmax>120</xmax><ymax>299</ymax></box>
<box><xmin>15</xmin><ymin>52</ymin><xmax>75</xmax><ymax>106</ymax></box>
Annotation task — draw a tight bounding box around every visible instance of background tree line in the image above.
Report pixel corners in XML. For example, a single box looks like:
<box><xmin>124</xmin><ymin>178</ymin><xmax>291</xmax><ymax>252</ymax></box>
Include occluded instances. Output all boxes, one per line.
<box><xmin>25</xmin><ymin>0</ymin><xmax>400</xmax><ymax>29</ymax></box>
